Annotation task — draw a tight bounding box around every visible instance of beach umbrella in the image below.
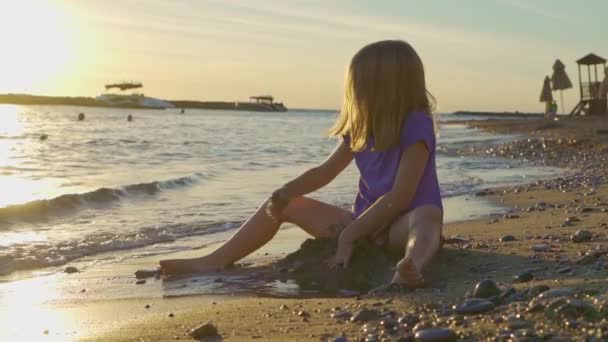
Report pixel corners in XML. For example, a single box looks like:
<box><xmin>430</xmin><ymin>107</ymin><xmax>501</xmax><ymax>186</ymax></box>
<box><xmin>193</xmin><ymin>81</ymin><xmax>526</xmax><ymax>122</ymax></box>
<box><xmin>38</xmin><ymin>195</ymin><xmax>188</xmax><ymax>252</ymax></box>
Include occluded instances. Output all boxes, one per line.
<box><xmin>551</xmin><ymin>59</ymin><xmax>572</xmax><ymax>114</ymax></box>
<box><xmin>539</xmin><ymin>76</ymin><xmax>553</xmax><ymax>103</ymax></box>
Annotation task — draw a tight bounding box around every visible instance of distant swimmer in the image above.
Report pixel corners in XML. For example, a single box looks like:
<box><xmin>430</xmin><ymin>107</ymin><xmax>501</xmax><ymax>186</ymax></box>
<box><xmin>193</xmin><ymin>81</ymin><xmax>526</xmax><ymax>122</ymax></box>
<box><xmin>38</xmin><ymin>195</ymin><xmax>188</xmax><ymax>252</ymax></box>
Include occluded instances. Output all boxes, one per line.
<box><xmin>39</xmin><ymin>134</ymin><xmax>48</xmax><ymax>141</ymax></box>
<box><xmin>78</xmin><ymin>113</ymin><xmax>85</xmax><ymax>121</ymax></box>
<box><xmin>127</xmin><ymin>114</ymin><xmax>133</xmax><ymax>122</ymax></box>
<box><xmin>180</xmin><ymin>108</ymin><xmax>185</xmax><ymax>114</ymax></box>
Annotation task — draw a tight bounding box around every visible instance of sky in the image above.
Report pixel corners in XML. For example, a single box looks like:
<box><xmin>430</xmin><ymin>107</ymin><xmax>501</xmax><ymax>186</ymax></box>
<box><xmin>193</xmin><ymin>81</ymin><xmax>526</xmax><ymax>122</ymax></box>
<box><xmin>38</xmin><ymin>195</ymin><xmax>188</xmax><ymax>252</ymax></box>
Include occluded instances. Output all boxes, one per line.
<box><xmin>0</xmin><ymin>0</ymin><xmax>606</xmax><ymax>112</ymax></box>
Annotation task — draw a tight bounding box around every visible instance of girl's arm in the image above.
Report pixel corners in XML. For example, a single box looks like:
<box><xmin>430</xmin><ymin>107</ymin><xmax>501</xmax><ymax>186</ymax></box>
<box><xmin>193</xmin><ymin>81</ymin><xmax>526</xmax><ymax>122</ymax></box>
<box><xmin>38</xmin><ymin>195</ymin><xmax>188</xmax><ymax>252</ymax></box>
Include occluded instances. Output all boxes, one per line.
<box><xmin>280</xmin><ymin>139</ymin><xmax>354</xmax><ymax>199</ymax></box>
<box><xmin>340</xmin><ymin>141</ymin><xmax>429</xmax><ymax>243</ymax></box>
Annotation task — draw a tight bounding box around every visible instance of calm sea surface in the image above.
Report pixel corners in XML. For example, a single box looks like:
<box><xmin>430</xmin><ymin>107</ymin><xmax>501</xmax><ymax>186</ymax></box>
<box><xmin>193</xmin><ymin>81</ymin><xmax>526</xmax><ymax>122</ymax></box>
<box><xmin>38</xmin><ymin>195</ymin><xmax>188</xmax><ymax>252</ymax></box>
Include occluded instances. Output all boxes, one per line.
<box><xmin>0</xmin><ymin>105</ymin><xmax>561</xmax><ymax>276</ymax></box>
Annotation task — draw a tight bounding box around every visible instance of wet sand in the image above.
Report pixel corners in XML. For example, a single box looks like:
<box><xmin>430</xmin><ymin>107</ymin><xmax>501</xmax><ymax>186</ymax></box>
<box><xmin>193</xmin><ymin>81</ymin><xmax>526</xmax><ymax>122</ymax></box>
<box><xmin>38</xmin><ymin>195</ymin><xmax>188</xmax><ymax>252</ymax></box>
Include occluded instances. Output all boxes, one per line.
<box><xmin>9</xmin><ymin>116</ymin><xmax>608</xmax><ymax>341</ymax></box>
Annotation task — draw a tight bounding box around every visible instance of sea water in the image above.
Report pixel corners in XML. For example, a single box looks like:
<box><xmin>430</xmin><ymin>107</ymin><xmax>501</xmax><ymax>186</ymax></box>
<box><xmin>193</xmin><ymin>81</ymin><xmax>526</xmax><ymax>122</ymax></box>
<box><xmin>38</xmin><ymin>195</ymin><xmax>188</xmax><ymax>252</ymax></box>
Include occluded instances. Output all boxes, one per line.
<box><xmin>0</xmin><ymin>105</ymin><xmax>562</xmax><ymax>276</ymax></box>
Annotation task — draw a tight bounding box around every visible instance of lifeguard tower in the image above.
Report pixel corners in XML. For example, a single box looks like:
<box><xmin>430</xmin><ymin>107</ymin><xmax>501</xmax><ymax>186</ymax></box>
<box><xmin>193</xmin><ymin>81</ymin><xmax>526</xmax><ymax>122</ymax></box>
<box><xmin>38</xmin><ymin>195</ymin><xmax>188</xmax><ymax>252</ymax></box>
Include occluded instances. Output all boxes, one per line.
<box><xmin>570</xmin><ymin>53</ymin><xmax>607</xmax><ymax>115</ymax></box>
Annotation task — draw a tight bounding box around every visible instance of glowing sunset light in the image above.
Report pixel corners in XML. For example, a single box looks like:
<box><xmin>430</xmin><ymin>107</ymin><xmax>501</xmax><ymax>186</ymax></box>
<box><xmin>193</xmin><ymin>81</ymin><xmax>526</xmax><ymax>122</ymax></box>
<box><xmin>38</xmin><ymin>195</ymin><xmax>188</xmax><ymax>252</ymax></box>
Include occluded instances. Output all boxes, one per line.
<box><xmin>0</xmin><ymin>0</ymin><xmax>74</xmax><ymax>94</ymax></box>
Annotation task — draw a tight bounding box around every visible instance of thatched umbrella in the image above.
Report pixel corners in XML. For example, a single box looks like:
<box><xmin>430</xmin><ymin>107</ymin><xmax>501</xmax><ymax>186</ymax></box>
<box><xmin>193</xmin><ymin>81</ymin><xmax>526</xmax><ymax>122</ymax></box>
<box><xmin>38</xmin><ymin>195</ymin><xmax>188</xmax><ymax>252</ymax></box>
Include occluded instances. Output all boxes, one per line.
<box><xmin>540</xmin><ymin>75</ymin><xmax>553</xmax><ymax>103</ymax></box>
<box><xmin>551</xmin><ymin>59</ymin><xmax>572</xmax><ymax>114</ymax></box>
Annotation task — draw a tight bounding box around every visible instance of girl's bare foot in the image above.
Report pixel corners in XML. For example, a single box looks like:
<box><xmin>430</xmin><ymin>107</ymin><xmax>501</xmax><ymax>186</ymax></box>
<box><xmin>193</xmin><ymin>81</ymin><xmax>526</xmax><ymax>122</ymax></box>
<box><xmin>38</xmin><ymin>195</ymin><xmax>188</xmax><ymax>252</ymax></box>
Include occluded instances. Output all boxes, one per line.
<box><xmin>390</xmin><ymin>257</ymin><xmax>424</xmax><ymax>288</ymax></box>
<box><xmin>159</xmin><ymin>257</ymin><xmax>223</xmax><ymax>275</ymax></box>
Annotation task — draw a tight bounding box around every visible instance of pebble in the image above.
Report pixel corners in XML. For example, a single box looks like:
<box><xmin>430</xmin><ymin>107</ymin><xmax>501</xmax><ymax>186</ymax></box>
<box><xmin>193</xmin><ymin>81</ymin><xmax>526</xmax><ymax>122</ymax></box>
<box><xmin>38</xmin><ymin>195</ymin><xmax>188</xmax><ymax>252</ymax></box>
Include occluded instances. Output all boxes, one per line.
<box><xmin>531</xmin><ymin>244</ymin><xmax>549</xmax><ymax>252</ymax></box>
<box><xmin>189</xmin><ymin>322</ymin><xmax>219</xmax><ymax>340</ymax></box>
<box><xmin>472</xmin><ymin>279</ymin><xmax>501</xmax><ymax>298</ymax></box>
<box><xmin>351</xmin><ymin>308</ymin><xmax>378</xmax><ymax>322</ymax></box>
<box><xmin>168</xmin><ymin>313</ymin><xmax>174</xmax><ymax>317</ymax></box>
<box><xmin>331</xmin><ymin>310</ymin><xmax>352</xmax><ymax>320</ymax></box>
<box><xmin>134</xmin><ymin>268</ymin><xmax>161</xmax><ymax>279</ymax></box>
<box><xmin>64</xmin><ymin>266</ymin><xmax>79</xmax><ymax>274</ymax></box>
<box><xmin>454</xmin><ymin>299</ymin><xmax>495</xmax><ymax>315</ymax></box>
<box><xmin>557</xmin><ymin>266</ymin><xmax>572</xmax><ymax>274</ymax></box>
<box><xmin>512</xmin><ymin>271</ymin><xmax>534</xmax><ymax>283</ymax></box>
<box><xmin>499</xmin><ymin>235</ymin><xmax>516</xmax><ymax>242</ymax></box>
<box><xmin>414</xmin><ymin>327</ymin><xmax>458</xmax><ymax>342</ymax></box>
<box><xmin>538</xmin><ymin>288</ymin><xmax>575</xmax><ymax>299</ymax></box>
<box><xmin>571</xmin><ymin>230</ymin><xmax>593</xmax><ymax>243</ymax></box>
<box><xmin>135</xmin><ymin>279</ymin><xmax>146</xmax><ymax>285</ymax></box>
<box><xmin>145</xmin><ymin>304</ymin><xmax>150</xmax><ymax>309</ymax></box>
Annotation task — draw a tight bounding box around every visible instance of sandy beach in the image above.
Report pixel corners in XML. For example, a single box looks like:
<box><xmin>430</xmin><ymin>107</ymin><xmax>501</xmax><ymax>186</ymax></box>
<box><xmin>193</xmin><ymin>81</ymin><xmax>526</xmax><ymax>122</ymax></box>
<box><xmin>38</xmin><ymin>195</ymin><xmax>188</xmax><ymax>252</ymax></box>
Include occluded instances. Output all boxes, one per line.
<box><xmin>5</xmin><ymin>115</ymin><xmax>604</xmax><ymax>341</ymax></box>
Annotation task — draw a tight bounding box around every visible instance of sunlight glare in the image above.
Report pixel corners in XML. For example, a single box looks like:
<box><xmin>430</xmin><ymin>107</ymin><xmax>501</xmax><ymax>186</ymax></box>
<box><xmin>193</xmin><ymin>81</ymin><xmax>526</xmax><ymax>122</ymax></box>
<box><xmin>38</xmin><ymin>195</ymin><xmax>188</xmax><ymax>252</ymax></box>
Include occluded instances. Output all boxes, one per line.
<box><xmin>0</xmin><ymin>0</ymin><xmax>74</xmax><ymax>93</ymax></box>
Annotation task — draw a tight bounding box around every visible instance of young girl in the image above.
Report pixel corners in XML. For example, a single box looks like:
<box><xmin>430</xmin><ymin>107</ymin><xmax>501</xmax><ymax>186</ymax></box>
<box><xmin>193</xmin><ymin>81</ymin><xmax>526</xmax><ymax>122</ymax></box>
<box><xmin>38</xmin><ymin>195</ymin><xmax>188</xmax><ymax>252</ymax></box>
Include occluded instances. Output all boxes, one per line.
<box><xmin>160</xmin><ymin>40</ymin><xmax>443</xmax><ymax>288</ymax></box>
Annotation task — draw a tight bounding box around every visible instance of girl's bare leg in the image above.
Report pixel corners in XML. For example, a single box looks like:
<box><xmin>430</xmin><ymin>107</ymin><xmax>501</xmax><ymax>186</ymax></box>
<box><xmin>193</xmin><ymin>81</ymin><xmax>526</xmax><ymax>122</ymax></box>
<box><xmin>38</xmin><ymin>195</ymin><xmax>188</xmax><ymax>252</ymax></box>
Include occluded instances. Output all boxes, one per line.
<box><xmin>159</xmin><ymin>197</ymin><xmax>353</xmax><ymax>275</ymax></box>
<box><xmin>386</xmin><ymin>205</ymin><xmax>442</xmax><ymax>287</ymax></box>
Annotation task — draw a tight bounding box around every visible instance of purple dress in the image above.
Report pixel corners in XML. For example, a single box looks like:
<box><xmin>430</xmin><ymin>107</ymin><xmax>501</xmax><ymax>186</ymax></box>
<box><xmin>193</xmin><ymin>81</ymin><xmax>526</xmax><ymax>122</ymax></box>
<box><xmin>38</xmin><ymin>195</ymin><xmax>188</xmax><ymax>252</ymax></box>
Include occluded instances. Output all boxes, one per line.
<box><xmin>344</xmin><ymin>111</ymin><xmax>443</xmax><ymax>218</ymax></box>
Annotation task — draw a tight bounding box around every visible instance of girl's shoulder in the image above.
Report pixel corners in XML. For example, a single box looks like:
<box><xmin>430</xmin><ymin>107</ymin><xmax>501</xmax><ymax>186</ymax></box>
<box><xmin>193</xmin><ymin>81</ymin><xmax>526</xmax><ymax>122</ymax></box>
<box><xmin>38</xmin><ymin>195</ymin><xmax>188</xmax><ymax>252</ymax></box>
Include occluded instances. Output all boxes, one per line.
<box><xmin>400</xmin><ymin>111</ymin><xmax>435</xmax><ymax>149</ymax></box>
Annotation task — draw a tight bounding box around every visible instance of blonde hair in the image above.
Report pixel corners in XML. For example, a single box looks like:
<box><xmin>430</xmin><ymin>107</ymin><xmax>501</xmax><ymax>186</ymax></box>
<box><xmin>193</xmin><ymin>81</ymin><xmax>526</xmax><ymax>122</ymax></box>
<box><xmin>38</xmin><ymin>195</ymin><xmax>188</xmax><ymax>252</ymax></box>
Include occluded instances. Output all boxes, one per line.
<box><xmin>329</xmin><ymin>40</ymin><xmax>435</xmax><ymax>152</ymax></box>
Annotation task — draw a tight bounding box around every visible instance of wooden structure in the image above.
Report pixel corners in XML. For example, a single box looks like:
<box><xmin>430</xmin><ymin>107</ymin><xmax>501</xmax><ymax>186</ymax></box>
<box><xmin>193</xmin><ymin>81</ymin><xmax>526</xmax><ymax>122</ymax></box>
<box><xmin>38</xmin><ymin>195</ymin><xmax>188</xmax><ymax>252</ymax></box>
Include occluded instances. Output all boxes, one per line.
<box><xmin>249</xmin><ymin>95</ymin><xmax>274</xmax><ymax>105</ymax></box>
<box><xmin>570</xmin><ymin>53</ymin><xmax>607</xmax><ymax>115</ymax></box>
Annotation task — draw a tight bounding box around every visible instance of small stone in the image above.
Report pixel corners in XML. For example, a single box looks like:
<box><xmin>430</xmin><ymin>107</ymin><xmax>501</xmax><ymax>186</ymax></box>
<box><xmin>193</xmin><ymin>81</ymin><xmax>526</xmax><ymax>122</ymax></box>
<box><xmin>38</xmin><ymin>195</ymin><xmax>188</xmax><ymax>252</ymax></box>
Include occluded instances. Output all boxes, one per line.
<box><xmin>145</xmin><ymin>304</ymin><xmax>150</xmax><ymax>309</ymax></box>
<box><xmin>507</xmin><ymin>319</ymin><xmax>532</xmax><ymax>330</ymax></box>
<box><xmin>557</xmin><ymin>266</ymin><xmax>572</xmax><ymax>274</ymax></box>
<box><xmin>280</xmin><ymin>304</ymin><xmax>288</xmax><ymax>310</ymax></box>
<box><xmin>135</xmin><ymin>279</ymin><xmax>146</xmax><ymax>285</ymax></box>
<box><xmin>134</xmin><ymin>268</ymin><xmax>161</xmax><ymax>279</ymax></box>
<box><xmin>579</xmin><ymin>207</ymin><xmax>593</xmax><ymax>213</ymax></box>
<box><xmin>526</xmin><ymin>285</ymin><xmax>550</xmax><ymax>297</ymax></box>
<box><xmin>531</xmin><ymin>244</ymin><xmax>549</xmax><ymax>252</ymax></box>
<box><xmin>512</xmin><ymin>271</ymin><xmax>534</xmax><ymax>283</ymax></box>
<box><xmin>472</xmin><ymin>279</ymin><xmax>501</xmax><ymax>298</ymax></box>
<box><xmin>454</xmin><ymin>299</ymin><xmax>495</xmax><ymax>315</ymax></box>
<box><xmin>189</xmin><ymin>322</ymin><xmax>219</xmax><ymax>340</ymax></box>
<box><xmin>64</xmin><ymin>266</ymin><xmax>79</xmax><ymax>274</ymax></box>
<box><xmin>500</xmin><ymin>235</ymin><xmax>516</xmax><ymax>242</ymax></box>
<box><xmin>538</xmin><ymin>288</ymin><xmax>575</xmax><ymax>299</ymax></box>
<box><xmin>332</xmin><ymin>337</ymin><xmax>348</xmax><ymax>342</ymax></box>
<box><xmin>414</xmin><ymin>327</ymin><xmax>458</xmax><ymax>342</ymax></box>
<box><xmin>43</xmin><ymin>329</ymin><xmax>49</xmax><ymax>335</ymax></box>
<box><xmin>168</xmin><ymin>313</ymin><xmax>174</xmax><ymax>317</ymax></box>
<box><xmin>571</xmin><ymin>230</ymin><xmax>592</xmax><ymax>243</ymax></box>
<box><xmin>351</xmin><ymin>308</ymin><xmax>378</xmax><ymax>322</ymax></box>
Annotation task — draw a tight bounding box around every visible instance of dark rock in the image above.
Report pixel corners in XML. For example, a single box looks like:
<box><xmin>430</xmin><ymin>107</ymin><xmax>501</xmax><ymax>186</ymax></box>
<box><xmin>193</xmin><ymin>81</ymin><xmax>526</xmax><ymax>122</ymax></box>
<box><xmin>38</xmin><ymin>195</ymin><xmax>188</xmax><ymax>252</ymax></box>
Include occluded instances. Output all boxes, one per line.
<box><xmin>472</xmin><ymin>279</ymin><xmax>501</xmax><ymax>298</ymax></box>
<box><xmin>571</xmin><ymin>230</ymin><xmax>593</xmax><ymax>243</ymax></box>
<box><xmin>64</xmin><ymin>266</ymin><xmax>79</xmax><ymax>274</ymax></box>
<box><xmin>538</xmin><ymin>288</ymin><xmax>575</xmax><ymax>299</ymax></box>
<box><xmin>576</xmin><ymin>254</ymin><xmax>598</xmax><ymax>265</ymax></box>
<box><xmin>414</xmin><ymin>327</ymin><xmax>458</xmax><ymax>342</ymax></box>
<box><xmin>504</xmin><ymin>214</ymin><xmax>520</xmax><ymax>219</ymax></box>
<box><xmin>454</xmin><ymin>299</ymin><xmax>495</xmax><ymax>315</ymax></box>
<box><xmin>135</xmin><ymin>279</ymin><xmax>146</xmax><ymax>285</ymax></box>
<box><xmin>398</xmin><ymin>314</ymin><xmax>421</xmax><ymax>327</ymax></box>
<box><xmin>499</xmin><ymin>235</ymin><xmax>516</xmax><ymax>242</ymax></box>
<box><xmin>134</xmin><ymin>268</ymin><xmax>161</xmax><ymax>279</ymax></box>
<box><xmin>507</xmin><ymin>319</ymin><xmax>532</xmax><ymax>330</ymax></box>
<box><xmin>557</xmin><ymin>266</ymin><xmax>572</xmax><ymax>274</ymax></box>
<box><xmin>145</xmin><ymin>304</ymin><xmax>150</xmax><ymax>309</ymax></box>
<box><xmin>579</xmin><ymin>207</ymin><xmax>593</xmax><ymax>213</ymax></box>
<box><xmin>332</xmin><ymin>337</ymin><xmax>348</xmax><ymax>342</ymax></box>
<box><xmin>526</xmin><ymin>285</ymin><xmax>550</xmax><ymax>297</ymax></box>
<box><xmin>189</xmin><ymin>322</ymin><xmax>219</xmax><ymax>340</ymax></box>
<box><xmin>512</xmin><ymin>271</ymin><xmax>534</xmax><ymax>283</ymax></box>
<box><xmin>531</xmin><ymin>244</ymin><xmax>549</xmax><ymax>252</ymax></box>
<box><xmin>351</xmin><ymin>308</ymin><xmax>379</xmax><ymax>322</ymax></box>
<box><xmin>331</xmin><ymin>310</ymin><xmax>352</xmax><ymax>320</ymax></box>
<box><xmin>168</xmin><ymin>313</ymin><xmax>174</xmax><ymax>317</ymax></box>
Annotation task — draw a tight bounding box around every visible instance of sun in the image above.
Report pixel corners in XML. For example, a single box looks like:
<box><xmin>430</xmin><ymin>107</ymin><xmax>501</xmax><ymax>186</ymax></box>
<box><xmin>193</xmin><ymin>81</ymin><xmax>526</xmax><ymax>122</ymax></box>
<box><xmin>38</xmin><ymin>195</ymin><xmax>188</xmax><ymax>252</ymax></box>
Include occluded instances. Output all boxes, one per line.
<box><xmin>0</xmin><ymin>0</ymin><xmax>74</xmax><ymax>94</ymax></box>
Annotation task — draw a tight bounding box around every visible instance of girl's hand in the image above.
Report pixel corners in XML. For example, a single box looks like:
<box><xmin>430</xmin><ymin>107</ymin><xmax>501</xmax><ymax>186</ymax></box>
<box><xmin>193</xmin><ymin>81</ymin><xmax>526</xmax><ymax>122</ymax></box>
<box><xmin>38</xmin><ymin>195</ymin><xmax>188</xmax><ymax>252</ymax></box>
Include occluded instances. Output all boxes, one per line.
<box><xmin>326</xmin><ymin>233</ymin><xmax>354</xmax><ymax>269</ymax></box>
<box><xmin>266</xmin><ymin>187</ymin><xmax>290</xmax><ymax>221</ymax></box>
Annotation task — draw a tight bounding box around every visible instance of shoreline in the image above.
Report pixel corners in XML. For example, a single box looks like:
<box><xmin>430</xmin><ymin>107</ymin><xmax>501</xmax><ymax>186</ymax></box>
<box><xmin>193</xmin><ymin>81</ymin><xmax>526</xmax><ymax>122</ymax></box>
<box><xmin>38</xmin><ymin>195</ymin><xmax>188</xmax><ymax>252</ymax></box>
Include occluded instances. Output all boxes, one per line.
<box><xmin>3</xmin><ymin>116</ymin><xmax>608</xmax><ymax>340</ymax></box>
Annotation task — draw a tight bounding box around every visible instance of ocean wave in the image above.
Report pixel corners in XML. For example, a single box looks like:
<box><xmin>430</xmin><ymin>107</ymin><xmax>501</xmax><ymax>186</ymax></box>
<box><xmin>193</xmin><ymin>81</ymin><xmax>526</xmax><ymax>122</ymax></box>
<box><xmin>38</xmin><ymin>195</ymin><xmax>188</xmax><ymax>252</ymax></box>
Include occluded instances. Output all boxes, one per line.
<box><xmin>0</xmin><ymin>220</ymin><xmax>240</xmax><ymax>275</ymax></box>
<box><xmin>0</xmin><ymin>174</ymin><xmax>204</xmax><ymax>226</ymax></box>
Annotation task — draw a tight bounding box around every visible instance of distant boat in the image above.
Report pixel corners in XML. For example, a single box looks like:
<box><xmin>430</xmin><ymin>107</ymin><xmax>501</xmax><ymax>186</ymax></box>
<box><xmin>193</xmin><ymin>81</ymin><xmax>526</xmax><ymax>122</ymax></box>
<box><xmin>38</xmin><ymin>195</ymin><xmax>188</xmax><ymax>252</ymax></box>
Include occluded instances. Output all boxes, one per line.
<box><xmin>249</xmin><ymin>95</ymin><xmax>287</xmax><ymax>112</ymax></box>
<box><xmin>97</xmin><ymin>81</ymin><xmax>173</xmax><ymax>109</ymax></box>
